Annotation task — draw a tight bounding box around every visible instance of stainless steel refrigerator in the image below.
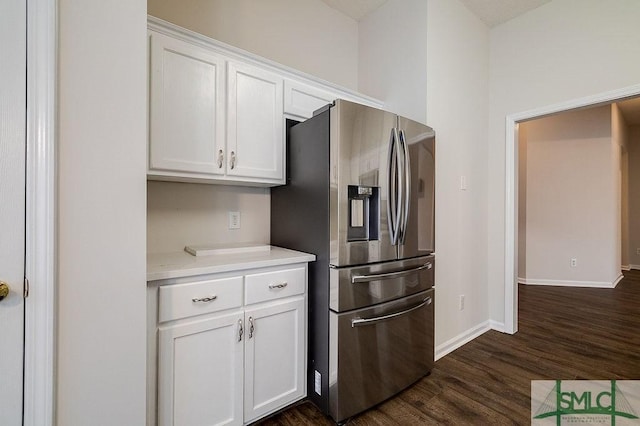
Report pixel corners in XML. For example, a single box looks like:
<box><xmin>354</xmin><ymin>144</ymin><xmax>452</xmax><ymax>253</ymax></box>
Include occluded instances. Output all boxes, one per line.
<box><xmin>271</xmin><ymin>99</ymin><xmax>435</xmax><ymax>423</ymax></box>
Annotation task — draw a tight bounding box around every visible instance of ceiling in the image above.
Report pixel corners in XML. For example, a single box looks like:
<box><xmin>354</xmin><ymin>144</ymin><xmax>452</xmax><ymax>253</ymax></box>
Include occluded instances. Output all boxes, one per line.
<box><xmin>320</xmin><ymin>0</ymin><xmax>552</xmax><ymax>27</ymax></box>
<box><xmin>320</xmin><ymin>0</ymin><xmax>387</xmax><ymax>21</ymax></box>
<box><xmin>458</xmin><ymin>0</ymin><xmax>551</xmax><ymax>27</ymax></box>
<box><xmin>319</xmin><ymin>0</ymin><xmax>640</xmax><ymax>124</ymax></box>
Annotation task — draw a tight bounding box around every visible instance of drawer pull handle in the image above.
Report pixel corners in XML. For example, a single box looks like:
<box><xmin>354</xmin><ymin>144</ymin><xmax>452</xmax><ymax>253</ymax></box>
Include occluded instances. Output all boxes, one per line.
<box><xmin>192</xmin><ymin>295</ymin><xmax>217</xmax><ymax>303</ymax></box>
<box><xmin>351</xmin><ymin>297</ymin><xmax>432</xmax><ymax>327</ymax></box>
<box><xmin>268</xmin><ymin>282</ymin><xmax>288</xmax><ymax>290</ymax></box>
<box><xmin>352</xmin><ymin>262</ymin><xmax>432</xmax><ymax>284</ymax></box>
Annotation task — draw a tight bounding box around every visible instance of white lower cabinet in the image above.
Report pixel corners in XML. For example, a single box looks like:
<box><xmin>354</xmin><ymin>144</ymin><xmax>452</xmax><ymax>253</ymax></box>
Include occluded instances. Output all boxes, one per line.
<box><xmin>151</xmin><ymin>264</ymin><xmax>308</xmax><ymax>426</ymax></box>
<box><xmin>244</xmin><ymin>297</ymin><xmax>305</xmax><ymax>423</ymax></box>
<box><xmin>158</xmin><ymin>311</ymin><xmax>244</xmax><ymax>426</ymax></box>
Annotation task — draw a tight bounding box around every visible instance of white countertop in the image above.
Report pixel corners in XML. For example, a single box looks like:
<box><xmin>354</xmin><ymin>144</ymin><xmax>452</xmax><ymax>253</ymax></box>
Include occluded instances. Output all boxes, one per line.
<box><xmin>147</xmin><ymin>245</ymin><xmax>316</xmax><ymax>282</ymax></box>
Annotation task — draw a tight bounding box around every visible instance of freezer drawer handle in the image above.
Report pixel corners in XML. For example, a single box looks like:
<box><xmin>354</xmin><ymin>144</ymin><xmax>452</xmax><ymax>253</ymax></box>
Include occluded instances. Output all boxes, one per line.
<box><xmin>351</xmin><ymin>297</ymin><xmax>432</xmax><ymax>327</ymax></box>
<box><xmin>351</xmin><ymin>262</ymin><xmax>432</xmax><ymax>284</ymax></box>
<box><xmin>191</xmin><ymin>295</ymin><xmax>217</xmax><ymax>303</ymax></box>
<box><xmin>268</xmin><ymin>282</ymin><xmax>288</xmax><ymax>289</ymax></box>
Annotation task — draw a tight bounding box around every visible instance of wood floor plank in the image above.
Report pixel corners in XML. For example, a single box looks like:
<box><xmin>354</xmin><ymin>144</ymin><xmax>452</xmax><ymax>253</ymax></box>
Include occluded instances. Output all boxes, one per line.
<box><xmin>254</xmin><ymin>270</ymin><xmax>640</xmax><ymax>425</ymax></box>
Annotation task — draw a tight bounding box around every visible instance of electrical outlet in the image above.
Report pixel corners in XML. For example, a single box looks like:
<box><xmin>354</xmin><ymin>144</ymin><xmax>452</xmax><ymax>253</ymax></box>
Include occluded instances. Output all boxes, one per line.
<box><xmin>228</xmin><ymin>211</ymin><xmax>240</xmax><ymax>229</ymax></box>
<box><xmin>570</xmin><ymin>258</ymin><xmax>577</xmax><ymax>268</ymax></box>
<box><xmin>459</xmin><ymin>294</ymin><xmax>465</xmax><ymax>311</ymax></box>
<box><xmin>460</xmin><ymin>175</ymin><xmax>467</xmax><ymax>191</ymax></box>
<box><xmin>637</xmin><ymin>248</ymin><xmax>640</xmax><ymax>256</ymax></box>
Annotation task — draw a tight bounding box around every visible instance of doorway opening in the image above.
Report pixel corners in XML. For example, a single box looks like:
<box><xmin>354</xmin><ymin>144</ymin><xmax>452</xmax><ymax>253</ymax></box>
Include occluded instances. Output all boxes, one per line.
<box><xmin>504</xmin><ymin>84</ymin><xmax>640</xmax><ymax>334</ymax></box>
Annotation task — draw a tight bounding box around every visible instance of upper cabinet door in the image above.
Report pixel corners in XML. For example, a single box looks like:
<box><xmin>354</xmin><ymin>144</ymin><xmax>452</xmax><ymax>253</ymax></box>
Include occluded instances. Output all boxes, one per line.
<box><xmin>149</xmin><ymin>31</ymin><xmax>226</xmax><ymax>175</ymax></box>
<box><xmin>284</xmin><ymin>80</ymin><xmax>335</xmax><ymax>119</ymax></box>
<box><xmin>227</xmin><ymin>61</ymin><xmax>284</xmax><ymax>182</ymax></box>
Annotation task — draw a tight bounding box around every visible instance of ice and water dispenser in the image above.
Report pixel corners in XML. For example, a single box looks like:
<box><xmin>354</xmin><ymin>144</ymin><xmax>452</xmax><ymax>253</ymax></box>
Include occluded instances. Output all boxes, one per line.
<box><xmin>347</xmin><ymin>185</ymin><xmax>380</xmax><ymax>242</ymax></box>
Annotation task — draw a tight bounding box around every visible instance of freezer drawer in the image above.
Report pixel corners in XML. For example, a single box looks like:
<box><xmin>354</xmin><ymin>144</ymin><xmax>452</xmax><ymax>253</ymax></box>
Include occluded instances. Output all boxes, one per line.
<box><xmin>328</xmin><ymin>289</ymin><xmax>434</xmax><ymax>422</ymax></box>
<box><xmin>329</xmin><ymin>255</ymin><xmax>434</xmax><ymax>312</ymax></box>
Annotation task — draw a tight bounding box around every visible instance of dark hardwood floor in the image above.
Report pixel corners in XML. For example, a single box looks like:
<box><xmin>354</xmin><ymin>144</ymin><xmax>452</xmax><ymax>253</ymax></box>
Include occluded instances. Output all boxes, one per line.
<box><xmin>256</xmin><ymin>270</ymin><xmax>640</xmax><ymax>425</ymax></box>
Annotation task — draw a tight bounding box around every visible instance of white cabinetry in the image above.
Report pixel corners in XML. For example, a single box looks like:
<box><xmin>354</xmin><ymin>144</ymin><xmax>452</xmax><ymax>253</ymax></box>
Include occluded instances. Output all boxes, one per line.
<box><xmin>149</xmin><ymin>263</ymin><xmax>308</xmax><ymax>426</ymax></box>
<box><xmin>158</xmin><ymin>311</ymin><xmax>244</xmax><ymax>426</ymax></box>
<box><xmin>227</xmin><ymin>61</ymin><xmax>283</xmax><ymax>180</ymax></box>
<box><xmin>282</xmin><ymin>79</ymin><xmax>385</xmax><ymax>120</ymax></box>
<box><xmin>244</xmin><ymin>297</ymin><xmax>304</xmax><ymax>423</ymax></box>
<box><xmin>148</xmin><ymin>31</ymin><xmax>285</xmax><ymax>186</ymax></box>
<box><xmin>147</xmin><ymin>17</ymin><xmax>383</xmax><ymax>187</ymax></box>
<box><xmin>149</xmin><ymin>31</ymin><xmax>225</xmax><ymax>176</ymax></box>
<box><xmin>283</xmin><ymin>80</ymin><xmax>335</xmax><ymax>120</ymax></box>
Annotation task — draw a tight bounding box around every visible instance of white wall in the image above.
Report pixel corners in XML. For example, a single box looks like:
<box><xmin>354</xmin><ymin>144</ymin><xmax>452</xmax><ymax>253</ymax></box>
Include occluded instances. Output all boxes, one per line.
<box><xmin>360</xmin><ymin>0</ymin><xmax>491</xmax><ymax>351</ymax></box>
<box><xmin>488</xmin><ymin>0</ymin><xmax>640</xmax><ymax>323</ymax></box>
<box><xmin>520</xmin><ymin>106</ymin><xmax>620</xmax><ymax>286</ymax></box>
<box><xmin>358</xmin><ymin>0</ymin><xmax>428</xmax><ymax>123</ymax></box>
<box><xmin>57</xmin><ymin>0</ymin><xmax>147</xmax><ymax>424</ymax></box>
<box><xmin>147</xmin><ymin>0</ymin><xmax>359</xmax><ymax>90</ymax></box>
<box><xmin>147</xmin><ymin>182</ymin><xmax>270</xmax><ymax>253</ymax></box>
<box><xmin>426</xmin><ymin>0</ymin><xmax>490</xmax><ymax>349</ymax></box>
<box><xmin>628</xmin><ymin>126</ymin><xmax>640</xmax><ymax>268</ymax></box>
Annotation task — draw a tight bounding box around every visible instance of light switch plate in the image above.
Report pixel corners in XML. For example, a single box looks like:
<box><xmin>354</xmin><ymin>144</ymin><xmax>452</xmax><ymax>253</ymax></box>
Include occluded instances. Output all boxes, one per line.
<box><xmin>228</xmin><ymin>211</ymin><xmax>240</xmax><ymax>229</ymax></box>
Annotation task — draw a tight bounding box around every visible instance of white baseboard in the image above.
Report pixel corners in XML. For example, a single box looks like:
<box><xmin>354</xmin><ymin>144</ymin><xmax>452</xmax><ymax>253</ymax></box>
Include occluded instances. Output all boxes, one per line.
<box><xmin>629</xmin><ymin>264</ymin><xmax>640</xmax><ymax>270</ymax></box>
<box><xmin>621</xmin><ymin>265</ymin><xmax>631</xmax><ymax>271</ymax></box>
<box><xmin>518</xmin><ymin>277</ymin><xmax>618</xmax><ymax>288</ymax></box>
<box><xmin>489</xmin><ymin>320</ymin><xmax>507</xmax><ymax>333</ymax></box>
<box><xmin>435</xmin><ymin>321</ymin><xmax>491</xmax><ymax>361</ymax></box>
<box><xmin>612</xmin><ymin>273</ymin><xmax>623</xmax><ymax>287</ymax></box>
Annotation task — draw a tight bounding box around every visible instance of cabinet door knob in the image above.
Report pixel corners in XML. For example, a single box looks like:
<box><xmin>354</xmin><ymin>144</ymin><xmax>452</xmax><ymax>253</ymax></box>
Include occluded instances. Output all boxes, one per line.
<box><xmin>230</xmin><ymin>151</ymin><xmax>236</xmax><ymax>170</ymax></box>
<box><xmin>0</xmin><ymin>281</ymin><xmax>9</xmax><ymax>302</ymax></box>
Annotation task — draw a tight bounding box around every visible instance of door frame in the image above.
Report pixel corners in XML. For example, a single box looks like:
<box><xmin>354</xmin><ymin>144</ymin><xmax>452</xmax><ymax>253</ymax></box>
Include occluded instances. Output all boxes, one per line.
<box><xmin>503</xmin><ymin>82</ymin><xmax>640</xmax><ymax>334</ymax></box>
<box><xmin>23</xmin><ymin>0</ymin><xmax>56</xmax><ymax>424</ymax></box>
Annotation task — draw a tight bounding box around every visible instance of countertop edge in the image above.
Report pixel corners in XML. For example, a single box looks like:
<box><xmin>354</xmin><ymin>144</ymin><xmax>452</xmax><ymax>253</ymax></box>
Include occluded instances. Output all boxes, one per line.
<box><xmin>147</xmin><ymin>247</ymin><xmax>316</xmax><ymax>282</ymax></box>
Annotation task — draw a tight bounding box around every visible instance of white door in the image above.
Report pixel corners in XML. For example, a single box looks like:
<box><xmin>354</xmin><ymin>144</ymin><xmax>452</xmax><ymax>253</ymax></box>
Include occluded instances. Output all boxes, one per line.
<box><xmin>157</xmin><ymin>311</ymin><xmax>244</xmax><ymax>426</ymax></box>
<box><xmin>227</xmin><ymin>61</ymin><xmax>284</xmax><ymax>181</ymax></box>
<box><xmin>0</xmin><ymin>0</ymin><xmax>27</xmax><ymax>424</ymax></box>
<box><xmin>148</xmin><ymin>31</ymin><xmax>226</xmax><ymax>176</ymax></box>
<box><xmin>244</xmin><ymin>297</ymin><xmax>305</xmax><ymax>423</ymax></box>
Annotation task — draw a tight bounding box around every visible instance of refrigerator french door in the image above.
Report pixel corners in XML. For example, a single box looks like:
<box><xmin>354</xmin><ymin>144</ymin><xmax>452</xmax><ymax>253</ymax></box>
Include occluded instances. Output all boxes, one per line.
<box><xmin>271</xmin><ymin>99</ymin><xmax>435</xmax><ymax>423</ymax></box>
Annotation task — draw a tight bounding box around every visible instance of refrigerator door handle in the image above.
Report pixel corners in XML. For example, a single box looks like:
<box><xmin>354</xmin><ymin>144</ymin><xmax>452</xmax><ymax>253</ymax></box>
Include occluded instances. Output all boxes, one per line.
<box><xmin>350</xmin><ymin>296</ymin><xmax>432</xmax><ymax>327</ymax></box>
<box><xmin>387</xmin><ymin>128</ymin><xmax>402</xmax><ymax>245</ymax></box>
<box><xmin>351</xmin><ymin>261</ymin><xmax>433</xmax><ymax>283</ymax></box>
<box><xmin>399</xmin><ymin>130</ymin><xmax>411</xmax><ymax>244</ymax></box>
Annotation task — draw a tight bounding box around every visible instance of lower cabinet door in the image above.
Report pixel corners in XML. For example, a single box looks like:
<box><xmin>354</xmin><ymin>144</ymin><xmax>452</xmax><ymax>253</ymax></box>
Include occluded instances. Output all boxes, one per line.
<box><xmin>158</xmin><ymin>311</ymin><xmax>244</xmax><ymax>426</ymax></box>
<box><xmin>243</xmin><ymin>297</ymin><xmax>305</xmax><ymax>423</ymax></box>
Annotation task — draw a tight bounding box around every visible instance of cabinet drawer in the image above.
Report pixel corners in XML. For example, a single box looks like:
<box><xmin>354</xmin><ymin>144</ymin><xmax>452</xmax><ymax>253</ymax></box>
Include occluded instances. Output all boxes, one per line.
<box><xmin>245</xmin><ymin>267</ymin><xmax>305</xmax><ymax>304</ymax></box>
<box><xmin>159</xmin><ymin>276</ymin><xmax>243</xmax><ymax>322</ymax></box>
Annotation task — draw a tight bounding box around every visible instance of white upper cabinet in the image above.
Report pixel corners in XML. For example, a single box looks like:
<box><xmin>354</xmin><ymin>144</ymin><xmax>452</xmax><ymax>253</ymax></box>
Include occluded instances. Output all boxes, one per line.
<box><xmin>147</xmin><ymin>17</ymin><xmax>383</xmax><ymax>186</ymax></box>
<box><xmin>283</xmin><ymin>80</ymin><xmax>335</xmax><ymax>120</ymax></box>
<box><xmin>149</xmin><ymin>31</ymin><xmax>225</xmax><ymax>176</ymax></box>
<box><xmin>148</xmin><ymin>31</ymin><xmax>284</xmax><ymax>186</ymax></box>
<box><xmin>227</xmin><ymin>61</ymin><xmax>283</xmax><ymax>181</ymax></box>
